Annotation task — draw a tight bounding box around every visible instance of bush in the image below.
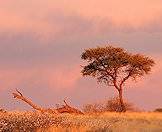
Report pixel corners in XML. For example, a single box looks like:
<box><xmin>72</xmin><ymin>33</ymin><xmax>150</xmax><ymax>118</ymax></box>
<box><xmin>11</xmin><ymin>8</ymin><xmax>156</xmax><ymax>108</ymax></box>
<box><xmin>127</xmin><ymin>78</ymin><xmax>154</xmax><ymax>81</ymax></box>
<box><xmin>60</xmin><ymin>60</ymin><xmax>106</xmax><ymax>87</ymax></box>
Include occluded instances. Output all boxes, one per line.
<box><xmin>83</xmin><ymin>97</ymin><xmax>137</xmax><ymax>113</ymax></box>
<box><xmin>0</xmin><ymin>109</ymin><xmax>6</xmax><ymax>113</ymax></box>
<box><xmin>104</xmin><ymin>97</ymin><xmax>135</xmax><ymax>112</ymax></box>
<box><xmin>154</xmin><ymin>108</ymin><xmax>162</xmax><ymax>112</ymax></box>
<box><xmin>82</xmin><ymin>103</ymin><xmax>104</xmax><ymax>113</ymax></box>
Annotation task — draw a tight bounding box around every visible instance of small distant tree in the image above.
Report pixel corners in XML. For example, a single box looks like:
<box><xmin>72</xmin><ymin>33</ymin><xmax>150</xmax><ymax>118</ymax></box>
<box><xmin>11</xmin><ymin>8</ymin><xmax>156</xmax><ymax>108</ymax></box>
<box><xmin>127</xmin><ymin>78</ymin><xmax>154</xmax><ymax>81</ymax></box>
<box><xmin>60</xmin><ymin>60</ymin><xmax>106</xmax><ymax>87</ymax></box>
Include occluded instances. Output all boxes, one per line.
<box><xmin>81</xmin><ymin>45</ymin><xmax>155</xmax><ymax>112</ymax></box>
<box><xmin>154</xmin><ymin>108</ymin><xmax>162</xmax><ymax>112</ymax></box>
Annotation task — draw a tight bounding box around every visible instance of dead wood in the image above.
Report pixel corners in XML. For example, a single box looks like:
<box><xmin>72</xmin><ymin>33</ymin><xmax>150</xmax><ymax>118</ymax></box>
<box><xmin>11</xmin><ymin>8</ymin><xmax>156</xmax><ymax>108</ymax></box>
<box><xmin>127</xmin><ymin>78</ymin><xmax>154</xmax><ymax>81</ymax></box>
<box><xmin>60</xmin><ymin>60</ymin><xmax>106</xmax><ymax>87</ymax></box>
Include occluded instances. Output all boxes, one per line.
<box><xmin>12</xmin><ymin>89</ymin><xmax>58</xmax><ymax>114</ymax></box>
<box><xmin>56</xmin><ymin>100</ymin><xmax>84</xmax><ymax>114</ymax></box>
<box><xmin>0</xmin><ymin>109</ymin><xmax>6</xmax><ymax>113</ymax></box>
<box><xmin>12</xmin><ymin>89</ymin><xmax>83</xmax><ymax>114</ymax></box>
<box><xmin>13</xmin><ymin>89</ymin><xmax>45</xmax><ymax>112</ymax></box>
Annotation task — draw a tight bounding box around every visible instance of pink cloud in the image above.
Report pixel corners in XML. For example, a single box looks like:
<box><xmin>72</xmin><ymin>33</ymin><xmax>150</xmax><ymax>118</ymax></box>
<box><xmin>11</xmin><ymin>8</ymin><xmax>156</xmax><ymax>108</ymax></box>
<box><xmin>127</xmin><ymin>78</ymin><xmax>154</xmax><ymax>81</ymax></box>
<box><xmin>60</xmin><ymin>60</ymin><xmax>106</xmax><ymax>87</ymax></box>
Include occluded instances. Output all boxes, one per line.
<box><xmin>0</xmin><ymin>0</ymin><xmax>162</xmax><ymax>110</ymax></box>
<box><xmin>45</xmin><ymin>65</ymin><xmax>81</xmax><ymax>89</ymax></box>
<box><xmin>1</xmin><ymin>0</ymin><xmax>162</xmax><ymax>34</ymax></box>
<box><xmin>0</xmin><ymin>64</ymin><xmax>81</xmax><ymax>92</ymax></box>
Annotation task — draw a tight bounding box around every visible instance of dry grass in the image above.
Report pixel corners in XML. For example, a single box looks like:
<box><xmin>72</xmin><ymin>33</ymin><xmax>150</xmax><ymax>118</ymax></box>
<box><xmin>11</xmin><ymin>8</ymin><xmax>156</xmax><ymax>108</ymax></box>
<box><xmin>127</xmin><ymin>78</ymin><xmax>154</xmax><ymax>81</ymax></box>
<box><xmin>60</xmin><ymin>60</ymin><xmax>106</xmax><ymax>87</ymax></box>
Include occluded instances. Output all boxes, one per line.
<box><xmin>0</xmin><ymin>111</ymin><xmax>162</xmax><ymax>132</ymax></box>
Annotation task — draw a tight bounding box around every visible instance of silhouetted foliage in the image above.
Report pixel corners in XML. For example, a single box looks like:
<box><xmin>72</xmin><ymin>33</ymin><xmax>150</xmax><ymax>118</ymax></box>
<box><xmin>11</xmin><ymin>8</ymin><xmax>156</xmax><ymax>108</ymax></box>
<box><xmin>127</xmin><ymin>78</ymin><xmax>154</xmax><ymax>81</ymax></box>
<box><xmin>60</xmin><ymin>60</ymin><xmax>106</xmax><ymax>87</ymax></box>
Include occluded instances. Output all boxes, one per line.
<box><xmin>83</xmin><ymin>97</ymin><xmax>137</xmax><ymax>113</ymax></box>
<box><xmin>104</xmin><ymin>97</ymin><xmax>136</xmax><ymax>112</ymax></box>
<box><xmin>154</xmin><ymin>108</ymin><xmax>162</xmax><ymax>112</ymax></box>
<box><xmin>83</xmin><ymin>102</ymin><xmax>105</xmax><ymax>113</ymax></box>
<box><xmin>81</xmin><ymin>45</ymin><xmax>155</xmax><ymax>112</ymax></box>
<box><xmin>0</xmin><ymin>109</ymin><xmax>6</xmax><ymax>113</ymax></box>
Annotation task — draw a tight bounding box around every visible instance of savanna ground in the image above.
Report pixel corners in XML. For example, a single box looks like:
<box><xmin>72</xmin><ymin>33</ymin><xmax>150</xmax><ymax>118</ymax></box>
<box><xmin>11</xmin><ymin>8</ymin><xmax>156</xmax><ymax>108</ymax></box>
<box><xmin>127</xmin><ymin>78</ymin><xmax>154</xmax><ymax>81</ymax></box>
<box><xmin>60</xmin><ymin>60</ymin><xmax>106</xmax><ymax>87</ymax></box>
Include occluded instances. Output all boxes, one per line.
<box><xmin>0</xmin><ymin>111</ymin><xmax>162</xmax><ymax>132</ymax></box>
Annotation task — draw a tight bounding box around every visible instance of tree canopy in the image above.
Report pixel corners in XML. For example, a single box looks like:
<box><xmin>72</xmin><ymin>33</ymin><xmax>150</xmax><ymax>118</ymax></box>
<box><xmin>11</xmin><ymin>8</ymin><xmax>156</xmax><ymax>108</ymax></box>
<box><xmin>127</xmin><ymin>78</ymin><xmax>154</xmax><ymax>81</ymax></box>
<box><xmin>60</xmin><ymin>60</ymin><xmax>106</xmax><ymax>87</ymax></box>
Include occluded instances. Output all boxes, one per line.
<box><xmin>81</xmin><ymin>46</ymin><xmax>155</xmax><ymax>89</ymax></box>
<box><xmin>81</xmin><ymin>45</ymin><xmax>155</xmax><ymax>112</ymax></box>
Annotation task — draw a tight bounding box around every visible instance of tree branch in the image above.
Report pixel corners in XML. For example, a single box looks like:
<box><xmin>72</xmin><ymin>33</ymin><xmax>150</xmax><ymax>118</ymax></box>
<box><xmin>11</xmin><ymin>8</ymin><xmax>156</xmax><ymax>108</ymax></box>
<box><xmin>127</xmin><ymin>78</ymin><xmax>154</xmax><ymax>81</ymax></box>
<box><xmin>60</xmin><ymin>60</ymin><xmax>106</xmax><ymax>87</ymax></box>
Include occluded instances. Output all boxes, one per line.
<box><xmin>119</xmin><ymin>71</ymin><xmax>132</xmax><ymax>89</ymax></box>
<box><xmin>12</xmin><ymin>89</ymin><xmax>84</xmax><ymax>114</ymax></box>
<box><xmin>12</xmin><ymin>89</ymin><xmax>45</xmax><ymax>112</ymax></box>
<box><xmin>63</xmin><ymin>99</ymin><xmax>68</xmax><ymax>106</ymax></box>
<box><xmin>100</xmin><ymin>61</ymin><xmax>114</xmax><ymax>79</ymax></box>
<box><xmin>100</xmin><ymin>61</ymin><xmax>120</xmax><ymax>90</ymax></box>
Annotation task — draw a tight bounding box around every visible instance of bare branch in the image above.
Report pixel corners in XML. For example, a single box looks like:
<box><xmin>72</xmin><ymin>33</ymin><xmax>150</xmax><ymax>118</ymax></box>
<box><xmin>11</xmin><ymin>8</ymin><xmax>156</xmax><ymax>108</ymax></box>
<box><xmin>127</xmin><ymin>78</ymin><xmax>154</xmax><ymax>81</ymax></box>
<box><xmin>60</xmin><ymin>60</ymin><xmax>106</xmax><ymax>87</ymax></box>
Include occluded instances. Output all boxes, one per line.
<box><xmin>63</xmin><ymin>100</ymin><xmax>68</xmax><ymax>106</ymax></box>
<box><xmin>16</xmin><ymin>89</ymin><xmax>23</xmax><ymax>96</ymax></box>
<box><xmin>12</xmin><ymin>89</ymin><xmax>45</xmax><ymax>112</ymax></box>
<box><xmin>12</xmin><ymin>89</ymin><xmax>84</xmax><ymax>115</ymax></box>
<box><xmin>119</xmin><ymin>71</ymin><xmax>132</xmax><ymax>89</ymax></box>
<box><xmin>113</xmin><ymin>79</ymin><xmax>120</xmax><ymax>90</ymax></box>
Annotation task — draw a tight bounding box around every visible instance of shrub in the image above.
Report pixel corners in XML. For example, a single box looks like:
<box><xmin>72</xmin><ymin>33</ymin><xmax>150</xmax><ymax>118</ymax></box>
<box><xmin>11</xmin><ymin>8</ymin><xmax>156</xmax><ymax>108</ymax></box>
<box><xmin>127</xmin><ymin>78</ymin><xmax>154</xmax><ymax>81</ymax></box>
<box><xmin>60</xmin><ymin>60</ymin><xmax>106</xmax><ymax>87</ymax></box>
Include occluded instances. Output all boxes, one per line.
<box><xmin>154</xmin><ymin>108</ymin><xmax>162</xmax><ymax>112</ymax></box>
<box><xmin>0</xmin><ymin>109</ymin><xmax>6</xmax><ymax>113</ymax></box>
<box><xmin>104</xmin><ymin>97</ymin><xmax>135</xmax><ymax>112</ymax></box>
<box><xmin>83</xmin><ymin>103</ymin><xmax>104</xmax><ymax>113</ymax></box>
<box><xmin>83</xmin><ymin>97</ymin><xmax>137</xmax><ymax>113</ymax></box>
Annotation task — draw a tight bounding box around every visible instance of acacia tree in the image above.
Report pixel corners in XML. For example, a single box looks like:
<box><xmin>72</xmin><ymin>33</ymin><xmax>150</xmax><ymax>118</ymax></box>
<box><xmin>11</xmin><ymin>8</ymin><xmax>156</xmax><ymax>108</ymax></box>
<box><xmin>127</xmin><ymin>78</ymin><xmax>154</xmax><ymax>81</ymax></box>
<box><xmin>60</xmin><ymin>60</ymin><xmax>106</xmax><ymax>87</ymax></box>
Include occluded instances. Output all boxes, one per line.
<box><xmin>81</xmin><ymin>46</ymin><xmax>155</xmax><ymax>112</ymax></box>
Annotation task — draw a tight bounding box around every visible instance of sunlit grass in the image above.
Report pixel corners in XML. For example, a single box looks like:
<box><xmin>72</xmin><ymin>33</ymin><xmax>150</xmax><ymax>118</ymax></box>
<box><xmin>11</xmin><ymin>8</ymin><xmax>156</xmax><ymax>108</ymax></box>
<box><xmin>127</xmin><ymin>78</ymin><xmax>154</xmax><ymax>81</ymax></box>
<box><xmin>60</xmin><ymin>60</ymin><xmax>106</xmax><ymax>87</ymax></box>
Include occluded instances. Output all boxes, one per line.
<box><xmin>0</xmin><ymin>111</ymin><xmax>162</xmax><ymax>132</ymax></box>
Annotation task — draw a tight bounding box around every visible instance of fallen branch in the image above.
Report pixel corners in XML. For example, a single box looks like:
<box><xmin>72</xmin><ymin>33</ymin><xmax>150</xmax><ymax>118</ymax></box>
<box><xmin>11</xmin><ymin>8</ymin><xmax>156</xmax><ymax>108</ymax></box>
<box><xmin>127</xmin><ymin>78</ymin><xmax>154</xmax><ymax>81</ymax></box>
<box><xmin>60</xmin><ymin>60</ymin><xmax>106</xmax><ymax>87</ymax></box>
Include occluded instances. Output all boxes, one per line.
<box><xmin>12</xmin><ymin>89</ymin><xmax>57</xmax><ymax>114</ymax></box>
<box><xmin>12</xmin><ymin>89</ymin><xmax>83</xmax><ymax>114</ymax></box>
<box><xmin>13</xmin><ymin>89</ymin><xmax>45</xmax><ymax>112</ymax></box>
<box><xmin>56</xmin><ymin>100</ymin><xmax>84</xmax><ymax>114</ymax></box>
<box><xmin>0</xmin><ymin>109</ymin><xmax>6</xmax><ymax>113</ymax></box>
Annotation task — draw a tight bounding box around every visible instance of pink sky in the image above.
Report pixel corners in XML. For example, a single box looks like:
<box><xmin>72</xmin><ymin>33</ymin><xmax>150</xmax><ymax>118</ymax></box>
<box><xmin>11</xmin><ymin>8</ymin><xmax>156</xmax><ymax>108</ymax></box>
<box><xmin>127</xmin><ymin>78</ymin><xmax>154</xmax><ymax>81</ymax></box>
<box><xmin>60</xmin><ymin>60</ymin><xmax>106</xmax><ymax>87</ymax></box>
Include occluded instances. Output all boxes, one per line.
<box><xmin>0</xmin><ymin>0</ymin><xmax>162</xmax><ymax>111</ymax></box>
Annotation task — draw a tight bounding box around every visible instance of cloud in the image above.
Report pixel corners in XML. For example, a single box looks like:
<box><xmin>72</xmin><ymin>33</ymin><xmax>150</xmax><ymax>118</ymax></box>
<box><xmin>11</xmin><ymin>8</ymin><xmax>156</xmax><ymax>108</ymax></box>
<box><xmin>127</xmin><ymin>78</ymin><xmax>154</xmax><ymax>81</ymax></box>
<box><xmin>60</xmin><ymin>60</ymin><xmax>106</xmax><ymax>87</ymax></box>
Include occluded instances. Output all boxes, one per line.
<box><xmin>0</xmin><ymin>64</ymin><xmax>81</xmax><ymax>93</ymax></box>
<box><xmin>44</xmin><ymin>65</ymin><xmax>81</xmax><ymax>89</ymax></box>
<box><xmin>1</xmin><ymin>0</ymin><xmax>162</xmax><ymax>28</ymax></box>
<box><xmin>0</xmin><ymin>0</ymin><xmax>162</xmax><ymax>110</ymax></box>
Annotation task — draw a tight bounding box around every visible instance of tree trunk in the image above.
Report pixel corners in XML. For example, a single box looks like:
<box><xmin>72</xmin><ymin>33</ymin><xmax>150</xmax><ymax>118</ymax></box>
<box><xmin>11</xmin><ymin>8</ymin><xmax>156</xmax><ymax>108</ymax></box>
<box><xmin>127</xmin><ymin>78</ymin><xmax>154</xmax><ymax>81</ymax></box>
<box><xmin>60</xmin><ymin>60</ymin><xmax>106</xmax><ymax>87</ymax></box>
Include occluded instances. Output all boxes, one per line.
<box><xmin>118</xmin><ymin>89</ymin><xmax>126</xmax><ymax>112</ymax></box>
